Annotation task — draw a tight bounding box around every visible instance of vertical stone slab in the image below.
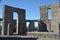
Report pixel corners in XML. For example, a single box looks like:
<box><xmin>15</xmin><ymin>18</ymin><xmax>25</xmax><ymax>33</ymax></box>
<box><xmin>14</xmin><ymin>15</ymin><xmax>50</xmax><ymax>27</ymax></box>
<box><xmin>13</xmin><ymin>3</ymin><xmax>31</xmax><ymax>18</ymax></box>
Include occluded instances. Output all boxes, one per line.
<box><xmin>40</xmin><ymin>6</ymin><xmax>48</xmax><ymax>23</ymax></box>
<box><xmin>39</xmin><ymin>6</ymin><xmax>48</xmax><ymax>32</ymax></box>
<box><xmin>29</xmin><ymin>21</ymin><xmax>34</xmax><ymax>31</ymax></box>
<box><xmin>51</xmin><ymin>3</ymin><xmax>60</xmax><ymax>33</ymax></box>
<box><xmin>18</xmin><ymin>10</ymin><xmax>26</xmax><ymax>35</ymax></box>
<box><xmin>7</xmin><ymin>23</ymin><xmax>13</xmax><ymax>35</ymax></box>
<box><xmin>2</xmin><ymin>5</ymin><xmax>26</xmax><ymax>35</ymax></box>
<box><xmin>39</xmin><ymin>3</ymin><xmax>60</xmax><ymax>33</ymax></box>
<box><xmin>2</xmin><ymin>5</ymin><xmax>13</xmax><ymax>35</ymax></box>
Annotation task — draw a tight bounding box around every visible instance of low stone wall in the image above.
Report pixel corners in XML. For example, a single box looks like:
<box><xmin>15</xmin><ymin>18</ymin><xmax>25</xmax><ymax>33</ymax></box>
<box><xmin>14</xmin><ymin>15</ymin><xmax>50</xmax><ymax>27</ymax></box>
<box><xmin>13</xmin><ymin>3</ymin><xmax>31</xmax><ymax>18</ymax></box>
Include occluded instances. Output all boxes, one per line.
<box><xmin>27</xmin><ymin>32</ymin><xmax>59</xmax><ymax>40</ymax></box>
<box><xmin>0</xmin><ymin>32</ymin><xmax>59</xmax><ymax>40</ymax></box>
<box><xmin>0</xmin><ymin>35</ymin><xmax>37</xmax><ymax>40</ymax></box>
<box><xmin>0</xmin><ymin>37</ymin><xmax>37</xmax><ymax>40</ymax></box>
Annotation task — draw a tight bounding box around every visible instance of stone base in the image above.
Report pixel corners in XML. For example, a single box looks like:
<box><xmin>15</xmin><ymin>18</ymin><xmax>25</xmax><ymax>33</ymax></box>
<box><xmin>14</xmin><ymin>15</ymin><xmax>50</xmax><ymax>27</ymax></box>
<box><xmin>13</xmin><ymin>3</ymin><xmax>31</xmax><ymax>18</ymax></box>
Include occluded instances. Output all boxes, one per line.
<box><xmin>27</xmin><ymin>32</ymin><xmax>59</xmax><ymax>40</ymax></box>
<box><xmin>0</xmin><ymin>37</ymin><xmax>37</xmax><ymax>40</ymax></box>
<box><xmin>0</xmin><ymin>35</ymin><xmax>37</xmax><ymax>40</ymax></box>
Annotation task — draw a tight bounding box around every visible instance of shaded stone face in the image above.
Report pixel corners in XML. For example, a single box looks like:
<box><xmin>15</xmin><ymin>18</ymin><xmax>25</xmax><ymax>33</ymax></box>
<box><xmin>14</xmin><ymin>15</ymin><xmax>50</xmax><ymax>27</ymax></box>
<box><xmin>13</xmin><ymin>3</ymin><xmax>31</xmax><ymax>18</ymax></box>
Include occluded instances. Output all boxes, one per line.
<box><xmin>38</xmin><ymin>20</ymin><xmax>48</xmax><ymax>32</ymax></box>
<box><xmin>2</xmin><ymin>5</ymin><xmax>26</xmax><ymax>35</ymax></box>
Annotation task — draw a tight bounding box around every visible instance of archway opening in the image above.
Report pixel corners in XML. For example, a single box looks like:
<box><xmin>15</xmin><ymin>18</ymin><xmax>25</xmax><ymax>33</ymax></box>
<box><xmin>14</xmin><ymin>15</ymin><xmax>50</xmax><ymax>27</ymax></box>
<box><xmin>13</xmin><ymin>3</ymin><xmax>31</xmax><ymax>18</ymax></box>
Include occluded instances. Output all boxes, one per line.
<box><xmin>13</xmin><ymin>12</ymin><xmax>18</xmax><ymax>34</ymax></box>
<box><xmin>48</xmin><ymin>8</ymin><xmax>52</xmax><ymax>19</ymax></box>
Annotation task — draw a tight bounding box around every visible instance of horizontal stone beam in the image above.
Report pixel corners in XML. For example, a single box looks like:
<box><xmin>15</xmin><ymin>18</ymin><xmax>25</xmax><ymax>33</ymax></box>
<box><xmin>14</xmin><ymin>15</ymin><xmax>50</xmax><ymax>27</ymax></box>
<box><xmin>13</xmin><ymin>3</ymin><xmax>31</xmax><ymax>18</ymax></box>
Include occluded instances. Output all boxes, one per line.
<box><xmin>26</xmin><ymin>20</ymin><xmax>39</xmax><ymax>22</ymax></box>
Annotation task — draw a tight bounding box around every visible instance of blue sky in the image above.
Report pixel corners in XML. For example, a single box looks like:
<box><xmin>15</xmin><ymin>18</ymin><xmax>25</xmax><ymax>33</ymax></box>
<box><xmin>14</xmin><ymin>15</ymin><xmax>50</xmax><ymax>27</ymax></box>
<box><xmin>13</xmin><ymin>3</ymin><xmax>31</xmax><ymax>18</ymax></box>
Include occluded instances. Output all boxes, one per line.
<box><xmin>0</xmin><ymin>0</ymin><xmax>59</xmax><ymax>20</ymax></box>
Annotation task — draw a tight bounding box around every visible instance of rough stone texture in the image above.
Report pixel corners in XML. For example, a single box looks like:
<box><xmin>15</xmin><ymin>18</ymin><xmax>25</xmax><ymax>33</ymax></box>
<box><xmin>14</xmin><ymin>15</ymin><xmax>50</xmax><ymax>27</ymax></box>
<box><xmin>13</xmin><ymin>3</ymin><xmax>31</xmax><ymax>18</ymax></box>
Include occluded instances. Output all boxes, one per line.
<box><xmin>39</xmin><ymin>3</ymin><xmax>60</xmax><ymax>33</ymax></box>
<box><xmin>39</xmin><ymin>6</ymin><xmax>50</xmax><ymax>32</ymax></box>
<box><xmin>40</xmin><ymin>6</ymin><xmax>48</xmax><ymax>23</ymax></box>
<box><xmin>51</xmin><ymin>3</ymin><xmax>60</xmax><ymax>33</ymax></box>
<box><xmin>2</xmin><ymin>5</ymin><xmax>26</xmax><ymax>35</ymax></box>
<box><xmin>27</xmin><ymin>32</ymin><xmax>59</xmax><ymax>40</ymax></box>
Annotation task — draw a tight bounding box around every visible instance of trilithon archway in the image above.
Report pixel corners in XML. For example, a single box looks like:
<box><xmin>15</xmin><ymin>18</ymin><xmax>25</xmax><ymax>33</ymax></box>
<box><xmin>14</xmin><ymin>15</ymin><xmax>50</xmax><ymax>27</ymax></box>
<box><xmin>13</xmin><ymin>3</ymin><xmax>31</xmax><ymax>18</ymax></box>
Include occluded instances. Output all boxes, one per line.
<box><xmin>2</xmin><ymin>5</ymin><xmax>26</xmax><ymax>35</ymax></box>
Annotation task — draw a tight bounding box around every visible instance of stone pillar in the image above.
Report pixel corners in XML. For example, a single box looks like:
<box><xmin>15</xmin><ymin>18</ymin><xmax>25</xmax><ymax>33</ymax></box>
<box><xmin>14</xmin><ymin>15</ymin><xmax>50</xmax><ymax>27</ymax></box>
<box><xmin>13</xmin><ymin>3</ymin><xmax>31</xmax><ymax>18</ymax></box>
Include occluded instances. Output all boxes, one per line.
<box><xmin>18</xmin><ymin>10</ymin><xmax>26</xmax><ymax>35</ymax></box>
<box><xmin>2</xmin><ymin>5</ymin><xmax>13</xmax><ymax>35</ymax></box>
<box><xmin>39</xmin><ymin>6</ymin><xmax>48</xmax><ymax>32</ymax></box>
<box><xmin>7</xmin><ymin>23</ymin><xmax>13</xmax><ymax>35</ymax></box>
<box><xmin>51</xmin><ymin>3</ymin><xmax>60</xmax><ymax>33</ymax></box>
<box><xmin>40</xmin><ymin>6</ymin><xmax>48</xmax><ymax>23</ymax></box>
<box><xmin>29</xmin><ymin>21</ymin><xmax>34</xmax><ymax>31</ymax></box>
